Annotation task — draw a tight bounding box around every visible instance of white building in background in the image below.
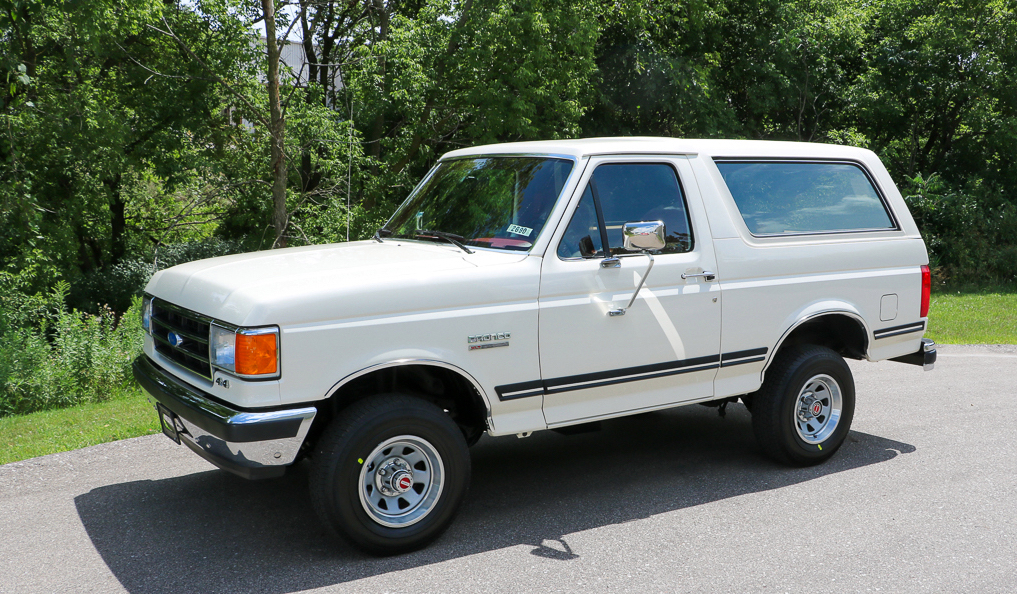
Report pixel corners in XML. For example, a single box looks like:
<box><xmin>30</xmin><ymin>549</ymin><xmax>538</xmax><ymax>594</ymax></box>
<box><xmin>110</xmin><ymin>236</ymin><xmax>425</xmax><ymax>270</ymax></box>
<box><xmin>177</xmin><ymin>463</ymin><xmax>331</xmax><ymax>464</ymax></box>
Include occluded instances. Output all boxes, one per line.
<box><xmin>262</xmin><ymin>38</ymin><xmax>344</xmax><ymax>92</ymax></box>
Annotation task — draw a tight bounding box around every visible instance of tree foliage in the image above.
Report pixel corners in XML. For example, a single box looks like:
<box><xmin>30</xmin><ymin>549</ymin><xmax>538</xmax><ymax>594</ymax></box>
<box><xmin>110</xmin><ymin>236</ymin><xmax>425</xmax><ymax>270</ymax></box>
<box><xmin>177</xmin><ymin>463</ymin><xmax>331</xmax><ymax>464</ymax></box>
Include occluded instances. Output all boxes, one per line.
<box><xmin>2</xmin><ymin>0</ymin><xmax>1017</xmax><ymax>307</ymax></box>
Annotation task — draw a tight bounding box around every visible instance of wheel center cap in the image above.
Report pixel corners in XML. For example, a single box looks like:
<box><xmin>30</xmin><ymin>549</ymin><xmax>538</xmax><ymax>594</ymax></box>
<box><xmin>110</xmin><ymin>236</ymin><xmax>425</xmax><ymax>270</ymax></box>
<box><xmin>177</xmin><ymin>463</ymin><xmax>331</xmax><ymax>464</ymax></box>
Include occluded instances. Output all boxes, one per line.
<box><xmin>392</xmin><ymin>471</ymin><xmax>413</xmax><ymax>493</ymax></box>
<box><xmin>375</xmin><ymin>457</ymin><xmax>414</xmax><ymax>496</ymax></box>
<box><xmin>799</xmin><ymin>396</ymin><xmax>820</xmax><ymax>421</ymax></box>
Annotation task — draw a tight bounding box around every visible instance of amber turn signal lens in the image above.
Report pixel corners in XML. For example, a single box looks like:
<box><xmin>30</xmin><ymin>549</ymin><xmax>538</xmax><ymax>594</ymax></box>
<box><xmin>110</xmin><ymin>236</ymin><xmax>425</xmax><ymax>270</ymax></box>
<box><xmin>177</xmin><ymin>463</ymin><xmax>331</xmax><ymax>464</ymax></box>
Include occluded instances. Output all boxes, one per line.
<box><xmin>235</xmin><ymin>333</ymin><xmax>278</xmax><ymax>376</ymax></box>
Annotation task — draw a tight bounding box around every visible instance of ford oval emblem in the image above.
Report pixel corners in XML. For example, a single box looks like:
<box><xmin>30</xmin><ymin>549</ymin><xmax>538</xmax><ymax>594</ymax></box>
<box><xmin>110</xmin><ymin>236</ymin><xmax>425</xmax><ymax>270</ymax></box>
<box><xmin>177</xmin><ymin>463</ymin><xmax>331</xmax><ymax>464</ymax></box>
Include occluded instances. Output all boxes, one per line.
<box><xmin>167</xmin><ymin>331</ymin><xmax>184</xmax><ymax>347</ymax></box>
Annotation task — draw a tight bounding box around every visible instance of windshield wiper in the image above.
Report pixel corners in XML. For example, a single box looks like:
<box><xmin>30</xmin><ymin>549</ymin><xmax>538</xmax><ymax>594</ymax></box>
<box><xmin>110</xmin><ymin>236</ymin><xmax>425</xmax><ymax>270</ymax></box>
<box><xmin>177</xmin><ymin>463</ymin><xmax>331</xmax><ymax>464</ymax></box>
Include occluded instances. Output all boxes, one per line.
<box><xmin>415</xmin><ymin>229</ymin><xmax>474</xmax><ymax>254</ymax></box>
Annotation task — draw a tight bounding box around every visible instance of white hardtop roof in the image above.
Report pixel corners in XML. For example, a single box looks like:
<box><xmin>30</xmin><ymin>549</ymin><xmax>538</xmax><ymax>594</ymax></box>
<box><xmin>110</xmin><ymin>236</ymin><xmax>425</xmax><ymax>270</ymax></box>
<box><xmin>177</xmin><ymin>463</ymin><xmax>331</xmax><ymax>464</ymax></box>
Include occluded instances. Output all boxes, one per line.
<box><xmin>440</xmin><ymin>137</ymin><xmax>874</xmax><ymax>161</ymax></box>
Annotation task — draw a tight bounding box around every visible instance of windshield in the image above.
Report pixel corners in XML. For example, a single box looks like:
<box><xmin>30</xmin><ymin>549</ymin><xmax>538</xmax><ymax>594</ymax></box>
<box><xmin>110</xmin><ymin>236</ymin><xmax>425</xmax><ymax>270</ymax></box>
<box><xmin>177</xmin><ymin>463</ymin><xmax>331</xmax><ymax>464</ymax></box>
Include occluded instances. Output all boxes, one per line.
<box><xmin>383</xmin><ymin>157</ymin><xmax>575</xmax><ymax>252</ymax></box>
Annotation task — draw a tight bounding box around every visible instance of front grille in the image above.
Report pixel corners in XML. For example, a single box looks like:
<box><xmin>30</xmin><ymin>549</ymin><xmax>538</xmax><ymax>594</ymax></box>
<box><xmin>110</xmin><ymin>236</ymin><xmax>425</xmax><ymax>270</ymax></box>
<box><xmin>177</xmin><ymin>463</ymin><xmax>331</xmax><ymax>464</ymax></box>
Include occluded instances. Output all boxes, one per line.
<box><xmin>151</xmin><ymin>299</ymin><xmax>213</xmax><ymax>379</ymax></box>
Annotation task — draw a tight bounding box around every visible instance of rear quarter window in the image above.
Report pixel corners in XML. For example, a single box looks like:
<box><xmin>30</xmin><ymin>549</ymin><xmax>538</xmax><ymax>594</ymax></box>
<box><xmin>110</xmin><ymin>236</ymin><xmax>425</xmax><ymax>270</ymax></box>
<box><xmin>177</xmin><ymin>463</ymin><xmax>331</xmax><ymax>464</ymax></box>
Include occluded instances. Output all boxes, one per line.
<box><xmin>714</xmin><ymin>161</ymin><xmax>896</xmax><ymax>235</ymax></box>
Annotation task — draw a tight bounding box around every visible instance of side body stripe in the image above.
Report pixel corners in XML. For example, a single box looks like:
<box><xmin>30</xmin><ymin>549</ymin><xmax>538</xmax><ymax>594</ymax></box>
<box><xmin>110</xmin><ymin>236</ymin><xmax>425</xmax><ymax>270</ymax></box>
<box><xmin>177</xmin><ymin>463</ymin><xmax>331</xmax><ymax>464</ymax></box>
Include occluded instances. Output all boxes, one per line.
<box><xmin>495</xmin><ymin>347</ymin><xmax>768</xmax><ymax>401</ymax></box>
<box><xmin>873</xmin><ymin>321</ymin><xmax>926</xmax><ymax>340</ymax></box>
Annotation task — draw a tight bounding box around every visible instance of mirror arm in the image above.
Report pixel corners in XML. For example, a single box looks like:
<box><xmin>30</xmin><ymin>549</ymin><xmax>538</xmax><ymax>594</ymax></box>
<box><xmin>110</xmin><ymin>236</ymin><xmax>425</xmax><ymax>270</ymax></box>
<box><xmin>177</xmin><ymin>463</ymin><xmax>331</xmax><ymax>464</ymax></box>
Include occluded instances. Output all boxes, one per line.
<box><xmin>608</xmin><ymin>253</ymin><xmax>654</xmax><ymax>317</ymax></box>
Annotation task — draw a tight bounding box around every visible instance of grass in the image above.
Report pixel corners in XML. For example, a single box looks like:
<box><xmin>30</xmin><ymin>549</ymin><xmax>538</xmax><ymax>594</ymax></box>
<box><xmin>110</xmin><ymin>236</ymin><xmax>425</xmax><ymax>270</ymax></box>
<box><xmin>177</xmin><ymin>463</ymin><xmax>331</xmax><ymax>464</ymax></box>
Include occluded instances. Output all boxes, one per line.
<box><xmin>0</xmin><ymin>388</ymin><xmax>159</xmax><ymax>466</ymax></box>
<box><xmin>926</xmin><ymin>288</ymin><xmax>1017</xmax><ymax>344</ymax></box>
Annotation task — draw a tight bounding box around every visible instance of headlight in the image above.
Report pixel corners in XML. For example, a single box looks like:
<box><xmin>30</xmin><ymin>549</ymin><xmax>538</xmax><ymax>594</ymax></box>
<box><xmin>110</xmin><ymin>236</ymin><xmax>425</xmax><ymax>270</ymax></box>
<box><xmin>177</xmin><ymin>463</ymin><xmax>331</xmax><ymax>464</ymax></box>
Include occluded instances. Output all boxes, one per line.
<box><xmin>141</xmin><ymin>296</ymin><xmax>153</xmax><ymax>334</ymax></box>
<box><xmin>210</xmin><ymin>324</ymin><xmax>280</xmax><ymax>379</ymax></box>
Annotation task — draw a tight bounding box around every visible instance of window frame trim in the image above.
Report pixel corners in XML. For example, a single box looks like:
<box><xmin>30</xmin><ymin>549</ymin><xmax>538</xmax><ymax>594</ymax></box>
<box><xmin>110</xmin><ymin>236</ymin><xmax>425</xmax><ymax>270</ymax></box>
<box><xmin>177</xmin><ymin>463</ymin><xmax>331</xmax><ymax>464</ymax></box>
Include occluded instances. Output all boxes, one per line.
<box><xmin>555</xmin><ymin>159</ymin><xmax>697</xmax><ymax>261</ymax></box>
<box><xmin>711</xmin><ymin>157</ymin><xmax>901</xmax><ymax>238</ymax></box>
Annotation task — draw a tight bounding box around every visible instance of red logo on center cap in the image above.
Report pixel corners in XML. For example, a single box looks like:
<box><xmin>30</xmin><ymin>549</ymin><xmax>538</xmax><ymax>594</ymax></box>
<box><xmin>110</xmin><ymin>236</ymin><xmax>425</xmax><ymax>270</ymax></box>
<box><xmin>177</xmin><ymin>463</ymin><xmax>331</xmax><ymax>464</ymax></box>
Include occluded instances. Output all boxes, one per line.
<box><xmin>397</xmin><ymin>476</ymin><xmax>413</xmax><ymax>490</ymax></box>
<box><xmin>811</xmin><ymin>402</ymin><xmax>823</xmax><ymax>416</ymax></box>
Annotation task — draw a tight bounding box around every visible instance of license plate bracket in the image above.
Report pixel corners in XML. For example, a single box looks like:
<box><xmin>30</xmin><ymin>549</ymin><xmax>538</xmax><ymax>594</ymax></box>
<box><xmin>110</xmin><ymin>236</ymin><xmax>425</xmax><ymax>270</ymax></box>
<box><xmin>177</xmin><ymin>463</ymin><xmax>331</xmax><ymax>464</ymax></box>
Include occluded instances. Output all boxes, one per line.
<box><xmin>158</xmin><ymin>404</ymin><xmax>181</xmax><ymax>445</ymax></box>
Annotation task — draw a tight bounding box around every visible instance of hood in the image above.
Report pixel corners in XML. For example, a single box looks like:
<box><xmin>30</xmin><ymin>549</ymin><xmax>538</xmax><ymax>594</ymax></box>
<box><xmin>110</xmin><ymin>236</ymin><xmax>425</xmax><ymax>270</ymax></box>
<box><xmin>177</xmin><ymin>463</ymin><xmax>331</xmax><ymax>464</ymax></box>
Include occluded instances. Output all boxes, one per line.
<box><xmin>145</xmin><ymin>240</ymin><xmax>531</xmax><ymax>326</ymax></box>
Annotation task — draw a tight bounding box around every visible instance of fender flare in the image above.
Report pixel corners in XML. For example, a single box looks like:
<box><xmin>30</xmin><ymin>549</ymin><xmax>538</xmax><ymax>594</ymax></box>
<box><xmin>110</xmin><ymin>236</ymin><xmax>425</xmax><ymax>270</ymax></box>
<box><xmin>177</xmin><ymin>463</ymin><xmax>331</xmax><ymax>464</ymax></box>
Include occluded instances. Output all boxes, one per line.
<box><xmin>323</xmin><ymin>358</ymin><xmax>495</xmax><ymax>432</ymax></box>
<box><xmin>762</xmin><ymin>307</ymin><xmax>871</xmax><ymax>379</ymax></box>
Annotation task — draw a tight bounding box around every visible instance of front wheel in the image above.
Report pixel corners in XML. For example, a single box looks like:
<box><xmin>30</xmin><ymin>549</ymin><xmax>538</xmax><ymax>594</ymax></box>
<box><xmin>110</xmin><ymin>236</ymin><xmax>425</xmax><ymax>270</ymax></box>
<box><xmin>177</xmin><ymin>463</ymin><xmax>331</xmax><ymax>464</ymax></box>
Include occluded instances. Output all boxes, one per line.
<box><xmin>750</xmin><ymin>345</ymin><xmax>855</xmax><ymax>466</ymax></box>
<box><xmin>309</xmin><ymin>394</ymin><xmax>471</xmax><ymax>555</ymax></box>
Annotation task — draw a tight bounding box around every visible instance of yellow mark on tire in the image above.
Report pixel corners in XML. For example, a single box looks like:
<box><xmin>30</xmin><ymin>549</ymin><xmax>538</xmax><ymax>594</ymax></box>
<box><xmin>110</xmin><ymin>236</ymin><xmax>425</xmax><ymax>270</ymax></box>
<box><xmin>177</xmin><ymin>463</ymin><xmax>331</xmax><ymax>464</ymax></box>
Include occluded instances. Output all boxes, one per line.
<box><xmin>358</xmin><ymin>458</ymin><xmax>364</xmax><ymax>464</ymax></box>
<box><xmin>818</xmin><ymin>444</ymin><xmax>823</xmax><ymax>451</ymax></box>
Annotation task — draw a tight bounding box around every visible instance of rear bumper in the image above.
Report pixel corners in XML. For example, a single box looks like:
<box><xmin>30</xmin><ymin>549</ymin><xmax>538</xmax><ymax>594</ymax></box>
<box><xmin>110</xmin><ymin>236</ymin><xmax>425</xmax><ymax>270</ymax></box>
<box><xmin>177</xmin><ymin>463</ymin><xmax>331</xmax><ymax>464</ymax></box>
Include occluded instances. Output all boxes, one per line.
<box><xmin>132</xmin><ymin>356</ymin><xmax>316</xmax><ymax>479</ymax></box>
<box><xmin>890</xmin><ymin>338</ymin><xmax>937</xmax><ymax>371</ymax></box>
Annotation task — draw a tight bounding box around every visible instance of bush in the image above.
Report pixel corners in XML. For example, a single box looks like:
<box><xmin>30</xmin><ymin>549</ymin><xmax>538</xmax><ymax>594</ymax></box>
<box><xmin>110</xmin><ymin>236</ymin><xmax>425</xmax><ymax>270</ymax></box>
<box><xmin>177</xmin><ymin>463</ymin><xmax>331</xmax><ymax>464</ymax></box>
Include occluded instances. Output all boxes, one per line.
<box><xmin>71</xmin><ymin>238</ymin><xmax>247</xmax><ymax>314</ymax></box>
<box><xmin>1</xmin><ymin>272</ymin><xmax>144</xmax><ymax>417</ymax></box>
<box><xmin>903</xmin><ymin>174</ymin><xmax>1017</xmax><ymax>285</ymax></box>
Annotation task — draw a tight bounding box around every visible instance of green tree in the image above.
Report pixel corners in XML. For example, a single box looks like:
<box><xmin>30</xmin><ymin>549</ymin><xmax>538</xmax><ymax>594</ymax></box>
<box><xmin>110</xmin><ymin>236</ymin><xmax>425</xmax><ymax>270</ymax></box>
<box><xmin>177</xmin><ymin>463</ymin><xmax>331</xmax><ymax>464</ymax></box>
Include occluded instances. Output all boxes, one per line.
<box><xmin>853</xmin><ymin>0</ymin><xmax>1017</xmax><ymax>186</ymax></box>
<box><xmin>343</xmin><ymin>0</ymin><xmax>600</xmax><ymax>208</ymax></box>
<box><xmin>1</xmin><ymin>1</ymin><xmax>257</xmax><ymax>293</ymax></box>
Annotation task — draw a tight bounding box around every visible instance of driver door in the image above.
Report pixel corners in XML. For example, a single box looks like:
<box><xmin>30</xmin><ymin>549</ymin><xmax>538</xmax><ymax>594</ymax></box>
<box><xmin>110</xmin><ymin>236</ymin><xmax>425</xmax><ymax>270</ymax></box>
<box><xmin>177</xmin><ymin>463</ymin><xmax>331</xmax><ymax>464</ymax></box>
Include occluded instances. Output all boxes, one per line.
<box><xmin>538</xmin><ymin>156</ymin><xmax>722</xmax><ymax>427</ymax></box>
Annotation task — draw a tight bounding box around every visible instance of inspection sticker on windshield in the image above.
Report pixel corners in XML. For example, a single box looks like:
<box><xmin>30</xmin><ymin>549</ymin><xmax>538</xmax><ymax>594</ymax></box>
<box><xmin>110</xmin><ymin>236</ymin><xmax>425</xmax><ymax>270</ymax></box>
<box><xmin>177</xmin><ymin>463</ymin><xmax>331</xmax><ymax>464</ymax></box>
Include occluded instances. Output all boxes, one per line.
<box><xmin>507</xmin><ymin>224</ymin><xmax>533</xmax><ymax>237</ymax></box>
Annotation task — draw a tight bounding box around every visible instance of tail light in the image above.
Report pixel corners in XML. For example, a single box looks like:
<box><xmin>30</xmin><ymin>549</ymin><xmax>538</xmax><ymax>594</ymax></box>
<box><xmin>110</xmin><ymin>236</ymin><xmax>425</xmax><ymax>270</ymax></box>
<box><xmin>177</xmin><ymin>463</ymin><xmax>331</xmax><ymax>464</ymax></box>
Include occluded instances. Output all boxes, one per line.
<box><xmin>920</xmin><ymin>265</ymin><xmax>931</xmax><ymax>317</ymax></box>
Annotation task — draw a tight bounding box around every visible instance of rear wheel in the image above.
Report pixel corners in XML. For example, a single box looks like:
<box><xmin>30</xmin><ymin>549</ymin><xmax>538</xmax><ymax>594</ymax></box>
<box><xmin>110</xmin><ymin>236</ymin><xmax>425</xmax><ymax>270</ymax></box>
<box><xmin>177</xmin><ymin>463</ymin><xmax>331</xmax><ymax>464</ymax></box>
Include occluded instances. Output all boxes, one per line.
<box><xmin>310</xmin><ymin>394</ymin><xmax>470</xmax><ymax>555</ymax></box>
<box><xmin>751</xmin><ymin>345</ymin><xmax>855</xmax><ymax>466</ymax></box>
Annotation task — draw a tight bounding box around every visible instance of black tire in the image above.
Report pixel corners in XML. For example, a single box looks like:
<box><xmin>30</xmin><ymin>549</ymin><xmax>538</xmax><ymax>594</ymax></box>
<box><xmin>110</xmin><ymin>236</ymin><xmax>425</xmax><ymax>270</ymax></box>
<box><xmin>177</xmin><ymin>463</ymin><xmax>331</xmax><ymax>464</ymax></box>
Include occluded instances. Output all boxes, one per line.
<box><xmin>751</xmin><ymin>345</ymin><xmax>855</xmax><ymax>467</ymax></box>
<box><xmin>309</xmin><ymin>394</ymin><xmax>471</xmax><ymax>555</ymax></box>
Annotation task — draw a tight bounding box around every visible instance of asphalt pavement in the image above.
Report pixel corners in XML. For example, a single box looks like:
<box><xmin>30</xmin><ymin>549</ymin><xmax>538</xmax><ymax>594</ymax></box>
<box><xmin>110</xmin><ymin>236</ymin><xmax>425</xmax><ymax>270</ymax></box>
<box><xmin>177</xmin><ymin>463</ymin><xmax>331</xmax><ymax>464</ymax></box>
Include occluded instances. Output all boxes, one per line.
<box><xmin>1</xmin><ymin>344</ymin><xmax>1015</xmax><ymax>594</ymax></box>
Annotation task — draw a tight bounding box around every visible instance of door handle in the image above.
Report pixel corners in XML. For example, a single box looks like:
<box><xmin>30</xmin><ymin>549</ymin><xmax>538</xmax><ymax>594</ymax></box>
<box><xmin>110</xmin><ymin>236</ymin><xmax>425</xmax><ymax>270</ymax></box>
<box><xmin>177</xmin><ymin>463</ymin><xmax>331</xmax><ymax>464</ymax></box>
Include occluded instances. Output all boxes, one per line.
<box><xmin>681</xmin><ymin>271</ymin><xmax>716</xmax><ymax>281</ymax></box>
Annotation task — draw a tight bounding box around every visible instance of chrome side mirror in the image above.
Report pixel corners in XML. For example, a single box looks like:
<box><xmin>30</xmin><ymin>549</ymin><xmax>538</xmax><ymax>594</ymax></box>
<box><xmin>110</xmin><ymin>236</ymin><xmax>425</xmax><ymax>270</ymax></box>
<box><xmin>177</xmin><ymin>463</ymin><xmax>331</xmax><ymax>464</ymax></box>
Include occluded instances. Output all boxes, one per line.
<box><xmin>622</xmin><ymin>221</ymin><xmax>666</xmax><ymax>252</ymax></box>
<box><xmin>608</xmin><ymin>221</ymin><xmax>666</xmax><ymax>317</ymax></box>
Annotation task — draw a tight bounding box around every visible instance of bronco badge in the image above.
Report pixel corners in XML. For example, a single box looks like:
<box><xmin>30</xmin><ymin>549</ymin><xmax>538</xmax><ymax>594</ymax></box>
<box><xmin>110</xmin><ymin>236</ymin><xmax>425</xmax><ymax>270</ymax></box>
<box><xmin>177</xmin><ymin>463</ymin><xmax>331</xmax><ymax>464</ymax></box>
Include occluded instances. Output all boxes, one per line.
<box><xmin>468</xmin><ymin>332</ymin><xmax>510</xmax><ymax>350</ymax></box>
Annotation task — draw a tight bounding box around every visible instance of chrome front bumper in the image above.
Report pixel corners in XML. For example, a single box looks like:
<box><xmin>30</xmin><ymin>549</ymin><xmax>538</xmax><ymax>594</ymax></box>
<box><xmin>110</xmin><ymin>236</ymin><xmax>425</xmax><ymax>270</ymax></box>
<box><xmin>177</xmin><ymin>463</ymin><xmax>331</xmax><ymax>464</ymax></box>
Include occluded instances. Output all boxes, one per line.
<box><xmin>132</xmin><ymin>356</ymin><xmax>316</xmax><ymax>479</ymax></box>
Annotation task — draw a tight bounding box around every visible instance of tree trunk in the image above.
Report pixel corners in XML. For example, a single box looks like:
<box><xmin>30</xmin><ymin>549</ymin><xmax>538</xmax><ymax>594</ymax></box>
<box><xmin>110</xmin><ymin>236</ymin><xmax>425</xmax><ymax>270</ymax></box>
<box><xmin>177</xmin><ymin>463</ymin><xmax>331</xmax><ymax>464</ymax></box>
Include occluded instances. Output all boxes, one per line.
<box><xmin>263</xmin><ymin>0</ymin><xmax>288</xmax><ymax>248</ymax></box>
<box><xmin>105</xmin><ymin>174</ymin><xmax>127</xmax><ymax>265</ymax></box>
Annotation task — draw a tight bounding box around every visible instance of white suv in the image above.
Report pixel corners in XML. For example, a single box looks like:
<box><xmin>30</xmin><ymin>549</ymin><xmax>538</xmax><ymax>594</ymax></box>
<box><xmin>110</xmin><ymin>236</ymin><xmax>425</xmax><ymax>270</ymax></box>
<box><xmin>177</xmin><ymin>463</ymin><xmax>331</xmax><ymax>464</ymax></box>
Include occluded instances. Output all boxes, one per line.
<box><xmin>134</xmin><ymin>137</ymin><xmax>935</xmax><ymax>554</ymax></box>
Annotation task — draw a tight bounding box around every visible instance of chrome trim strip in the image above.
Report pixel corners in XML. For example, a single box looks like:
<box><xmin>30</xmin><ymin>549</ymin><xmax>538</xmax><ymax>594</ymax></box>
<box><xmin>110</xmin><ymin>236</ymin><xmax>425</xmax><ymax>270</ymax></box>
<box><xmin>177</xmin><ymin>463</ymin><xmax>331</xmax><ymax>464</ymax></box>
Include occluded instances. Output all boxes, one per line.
<box><xmin>498</xmin><ymin>389</ymin><xmax>544</xmax><ymax>401</ymax></box>
<box><xmin>325</xmin><ymin>359</ymin><xmax>494</xmax><ymax>432</ymax></box>
<box><xmin>584</xmin><ymin>150</ymin><xmax>699</xmax><ymax>157</ymax></box>
<box><xmin>440</xmin><ymin>152</ymin><xmax>580</xmax><ymax>162</ymax></box>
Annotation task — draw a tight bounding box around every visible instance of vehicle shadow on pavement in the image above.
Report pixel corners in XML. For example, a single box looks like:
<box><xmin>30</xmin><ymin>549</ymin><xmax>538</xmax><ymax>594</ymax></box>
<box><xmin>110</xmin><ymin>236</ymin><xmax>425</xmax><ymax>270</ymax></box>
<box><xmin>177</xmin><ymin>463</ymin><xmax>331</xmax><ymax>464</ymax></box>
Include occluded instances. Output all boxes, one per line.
<box><xmin>74</xmin><ymin>404</ymin><xmax>914</xmax><ymax>594</ymax></box>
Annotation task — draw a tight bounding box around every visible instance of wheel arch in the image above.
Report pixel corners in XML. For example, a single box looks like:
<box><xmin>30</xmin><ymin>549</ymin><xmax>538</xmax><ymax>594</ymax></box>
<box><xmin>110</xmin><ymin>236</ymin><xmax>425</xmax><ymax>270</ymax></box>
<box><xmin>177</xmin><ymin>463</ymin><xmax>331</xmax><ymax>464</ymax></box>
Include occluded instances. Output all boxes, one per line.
<box><xmin>310</xmin><ymin>359</ymin><xmax>493</xmax><ymax>446</ymax></box>
<box><xmin>763</xmin><ymin>308</ymin><xmax>870</xmax><ymax>379</ymax></box>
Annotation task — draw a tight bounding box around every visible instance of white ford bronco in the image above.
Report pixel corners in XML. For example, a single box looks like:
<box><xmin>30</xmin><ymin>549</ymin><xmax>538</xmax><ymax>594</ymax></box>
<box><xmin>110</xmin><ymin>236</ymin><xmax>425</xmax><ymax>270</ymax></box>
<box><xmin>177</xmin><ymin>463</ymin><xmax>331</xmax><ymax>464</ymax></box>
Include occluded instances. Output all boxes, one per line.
<box><xmin>134</xmin><ymin>137</ymin><xmax>935</xmax><ymax>554</ymax></box>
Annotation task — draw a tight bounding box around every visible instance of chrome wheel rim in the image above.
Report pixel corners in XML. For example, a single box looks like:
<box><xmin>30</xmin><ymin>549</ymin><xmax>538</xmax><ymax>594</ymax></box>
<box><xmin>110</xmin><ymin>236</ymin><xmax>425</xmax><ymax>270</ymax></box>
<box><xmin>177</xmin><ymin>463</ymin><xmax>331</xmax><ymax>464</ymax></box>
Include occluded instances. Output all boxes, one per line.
<box><xmin>793</xmin><ymin>374</ymin><xmax>843</xmax><ymax>445</ymax></box>
<box><xmin>358</xmin><ymin>435</ymin><xmax>444</xmax><ymax>528</ymax></box>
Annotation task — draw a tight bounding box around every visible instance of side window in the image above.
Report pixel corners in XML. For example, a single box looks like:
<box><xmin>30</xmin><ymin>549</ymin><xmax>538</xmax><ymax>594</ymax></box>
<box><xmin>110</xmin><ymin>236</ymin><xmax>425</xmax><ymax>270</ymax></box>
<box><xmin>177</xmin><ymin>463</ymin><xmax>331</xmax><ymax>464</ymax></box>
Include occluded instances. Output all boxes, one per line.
<box><xmin>715</xmin><ymin>161</ymin><xmax>896</xmax><ymax>235</ymax></box>
<box><xmin>557</xmin><ymin>163</ymin><xmax>694</xmax><ymax>259</ymax></box>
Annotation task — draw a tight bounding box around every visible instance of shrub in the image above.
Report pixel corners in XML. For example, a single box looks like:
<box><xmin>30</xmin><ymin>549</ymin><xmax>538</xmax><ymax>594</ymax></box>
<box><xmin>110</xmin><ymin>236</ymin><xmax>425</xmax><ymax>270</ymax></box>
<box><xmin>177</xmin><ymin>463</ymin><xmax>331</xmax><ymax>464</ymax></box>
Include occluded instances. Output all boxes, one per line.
<box><xmin>1</xmin><ymin>273</ymin><xmax>144</xmax><ymax>417</ymax></box>
<box><xmin>71</xmin><ymin>238</ymin><xmax>246</xmax><ymax>314</ymax></box>
<box><xmin>903</xmin><ymin>174</ymin><xmax>1017</xmax><ymax>285</ymax></box>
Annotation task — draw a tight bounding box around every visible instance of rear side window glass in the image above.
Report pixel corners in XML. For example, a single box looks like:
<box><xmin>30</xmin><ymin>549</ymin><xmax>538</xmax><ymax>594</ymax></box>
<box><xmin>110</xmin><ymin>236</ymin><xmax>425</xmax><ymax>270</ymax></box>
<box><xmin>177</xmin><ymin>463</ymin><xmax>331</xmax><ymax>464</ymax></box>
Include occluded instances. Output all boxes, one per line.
<box><xmin>715</xmin><ymin>161</ymin><xmax>895</xmax><ymax>235</ymax></box>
